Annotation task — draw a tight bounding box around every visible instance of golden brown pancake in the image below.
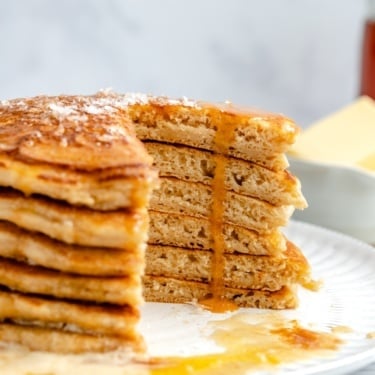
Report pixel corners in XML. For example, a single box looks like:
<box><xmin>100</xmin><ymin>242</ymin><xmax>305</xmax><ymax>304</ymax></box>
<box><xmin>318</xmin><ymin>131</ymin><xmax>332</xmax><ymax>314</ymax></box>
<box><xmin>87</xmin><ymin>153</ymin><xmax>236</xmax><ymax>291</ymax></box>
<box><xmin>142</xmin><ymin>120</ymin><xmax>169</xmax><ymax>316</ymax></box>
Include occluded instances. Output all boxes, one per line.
<box><xmin>0</xmin><ymin>290</ymin><xmax>139</xmax><ymax>338</ymax></box>
<box><xmin>145</xmin><ymin>142</ymin><xmax>306</xmax><ymax>208</ymax></box>
<box><xmin>0</xmin><ymin>257</ymin><xmax>141</xmax><ymax>305</ymax></box>
<box><xmin>151</xmin><ymin>177</ymin><xmax>295</xmax><ymax>232</ymax></box>
<box><xmin>0</xmin><ymin>221</ymin><xmax>143</xmax><ymax>276</ymax></box>
<box><xmin>0</xmin><ymin>187</ymin><xmax>148</xmax><ymax>248</ymax></box>
<box><xmin>143</xmin><ymin>276</ymin><xmax>298</xmax><ymax>309</ymax></box>
<box><xmin>0</xmin><ymin>323</ymin><xmax>144</xmax><ymax>353</ymax></box>
<box><xmin>145</xmin><ymin>242</ymin><xmax>311</xmax><ymax>291</ymax></box>
<box><xmin>123</xmin><ymin>94</ymin><xmax>298</xmax><ymax>171</ymax></box>
<box><xmin>0</xmin><ymin>153</ymin><xmax>158</xmax><ymax>211</ymax></box>
<box><xmin>0</xmin><ymin>94</ymin><xmax>158</xmax><ymax>210</ymax></box>
<box><xmin>149</xmin><ymin>210</ymin><xmax>287</xmax><ymax>256</ymax></box>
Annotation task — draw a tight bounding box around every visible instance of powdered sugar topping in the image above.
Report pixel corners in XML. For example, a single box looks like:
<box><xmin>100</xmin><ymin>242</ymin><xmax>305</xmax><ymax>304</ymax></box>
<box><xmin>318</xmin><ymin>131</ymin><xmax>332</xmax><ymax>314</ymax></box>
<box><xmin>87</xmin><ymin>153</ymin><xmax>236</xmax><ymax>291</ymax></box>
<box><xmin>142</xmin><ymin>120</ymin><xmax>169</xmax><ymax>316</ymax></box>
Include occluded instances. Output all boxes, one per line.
<box><xmin>96</xmin><ymin>89</ymin><xmax>199</xmax><ymax>109</ymax></box>
<box><xmin>48</xmin><ymin>103</ymin><xmax>75</xmax><ymax>117</ymax></box>
<box><xmin>0</xmin><ymin>90</ymin><xmax>202</xmax><ymax>151</ymax></box>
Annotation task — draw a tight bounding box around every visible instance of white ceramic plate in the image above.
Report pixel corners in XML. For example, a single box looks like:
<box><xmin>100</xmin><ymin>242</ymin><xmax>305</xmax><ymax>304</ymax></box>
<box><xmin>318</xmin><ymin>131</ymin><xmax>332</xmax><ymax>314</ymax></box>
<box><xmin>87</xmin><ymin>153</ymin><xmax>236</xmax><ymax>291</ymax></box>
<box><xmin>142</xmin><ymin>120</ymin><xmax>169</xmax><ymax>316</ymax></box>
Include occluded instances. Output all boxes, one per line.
<box><xmin>140</xmin><ymin>221</ymin><xmax>375</xmax><ymax>374</ymax></box>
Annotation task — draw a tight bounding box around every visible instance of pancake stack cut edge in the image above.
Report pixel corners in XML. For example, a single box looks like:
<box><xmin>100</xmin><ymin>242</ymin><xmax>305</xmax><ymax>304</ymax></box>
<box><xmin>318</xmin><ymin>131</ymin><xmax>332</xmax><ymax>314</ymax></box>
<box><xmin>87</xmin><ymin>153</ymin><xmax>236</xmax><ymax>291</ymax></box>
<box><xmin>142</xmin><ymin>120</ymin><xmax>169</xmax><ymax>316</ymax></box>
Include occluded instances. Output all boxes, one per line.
<box><xmin>0</xmin><ymin>95</ymin><xmax>158</xmax><ymax>353</ymax></box>
<box><xmin>115</xmin><ymin>91</ymin><xmax>311</xmax><ymax>311</ymax></box>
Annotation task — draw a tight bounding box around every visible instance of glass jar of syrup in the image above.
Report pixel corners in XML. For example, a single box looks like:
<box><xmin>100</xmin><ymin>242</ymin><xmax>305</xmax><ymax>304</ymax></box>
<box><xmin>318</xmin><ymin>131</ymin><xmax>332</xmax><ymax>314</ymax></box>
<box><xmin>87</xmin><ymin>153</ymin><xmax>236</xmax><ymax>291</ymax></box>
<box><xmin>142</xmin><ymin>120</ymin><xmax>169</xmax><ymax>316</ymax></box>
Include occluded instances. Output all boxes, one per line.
<box><xmin>360</xmin><ymin>0</ymin><xmax>375</xmax><ymax>98</ymax></box>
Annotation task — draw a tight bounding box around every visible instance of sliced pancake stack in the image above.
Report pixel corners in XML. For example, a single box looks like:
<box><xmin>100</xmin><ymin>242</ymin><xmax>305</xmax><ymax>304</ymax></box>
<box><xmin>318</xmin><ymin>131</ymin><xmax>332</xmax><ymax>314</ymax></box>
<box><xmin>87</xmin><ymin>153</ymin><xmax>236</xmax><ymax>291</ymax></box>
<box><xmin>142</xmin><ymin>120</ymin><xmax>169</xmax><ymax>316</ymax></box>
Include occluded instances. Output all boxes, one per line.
<box><xmin>0</xmin><ymin>95</ymin><xmax>158</xmax><ymax>352</ymax></box>
<box><xmin>117</xmin><ymin>93</ymin><xmax>311</xmax><ymax>310</ymax></box>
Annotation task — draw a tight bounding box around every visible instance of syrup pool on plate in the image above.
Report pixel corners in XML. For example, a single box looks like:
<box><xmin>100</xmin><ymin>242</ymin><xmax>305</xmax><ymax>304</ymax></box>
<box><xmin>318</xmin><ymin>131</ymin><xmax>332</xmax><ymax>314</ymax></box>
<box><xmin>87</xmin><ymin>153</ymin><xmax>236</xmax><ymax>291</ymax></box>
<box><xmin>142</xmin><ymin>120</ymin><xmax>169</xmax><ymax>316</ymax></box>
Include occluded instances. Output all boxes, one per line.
<box><xmin>149</xmin><ymin>312</ymin><xmax>344</xmax><ymax>375</ymax></box>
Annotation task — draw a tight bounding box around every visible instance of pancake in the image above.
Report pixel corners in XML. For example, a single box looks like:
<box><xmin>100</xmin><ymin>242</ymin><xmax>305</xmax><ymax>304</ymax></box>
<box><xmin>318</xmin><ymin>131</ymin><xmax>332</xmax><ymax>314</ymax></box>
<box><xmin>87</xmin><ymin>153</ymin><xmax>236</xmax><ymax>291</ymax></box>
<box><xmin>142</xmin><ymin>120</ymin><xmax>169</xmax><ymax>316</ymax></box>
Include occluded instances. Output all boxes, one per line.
<box><xmin>151</xmin><ymin>177</ymin><xmax>295</xmax><ymax>232</ymax></box>
<box><xmin>0</xmin><ymin>95</ymin><xmax>158</xmax><ymax>210</ymax></box>
<box><xmin>0</xmin><ymin>187</ymin><xmax>148</xmax><ymax>248</ymax></box>
<box><xmin>143</xmin><ymin>276</ymin><xmax>298</xmax><ymax>309</ymax></box>
<box><xmin>122</xmin><ymin>94</ymin><xmax>297</xmax><ymax>171</ymax></box>
<box><xmin>0</xmin><ymin>257</ymin><xmax>141</xmax><ymax>305</ymax></box>
<box><xmin>0</xmin><ymin>153</ymin><xmax>158</xmax><ymax>211</ymax></box>
<box><xmin>145</xmin><ymin>241</ymin><xmax>311</xmax><ymax>291</ymax></box>
<box><xmin>149</xmin><ymin>210</ymin><xmax>287</xmax><ymax>256</ymax></box>
<box><xmin>0</xmin><ymin>221</ymin><xmax>143</xmax><ymax>276</ymax></box>
<box><xmin>0</xmin><ymin>323</ymin><xmax>143</xmax><ymax>353</ymax></box>
<box><xmin>0</xmin><ymin>290</ymin><xmax>139</xmax><ymax>338</ymax></box>
<box><xmin>145</xmin><ymin>142</ymin><xmax>306</xmax><ymax>208</ymax></box>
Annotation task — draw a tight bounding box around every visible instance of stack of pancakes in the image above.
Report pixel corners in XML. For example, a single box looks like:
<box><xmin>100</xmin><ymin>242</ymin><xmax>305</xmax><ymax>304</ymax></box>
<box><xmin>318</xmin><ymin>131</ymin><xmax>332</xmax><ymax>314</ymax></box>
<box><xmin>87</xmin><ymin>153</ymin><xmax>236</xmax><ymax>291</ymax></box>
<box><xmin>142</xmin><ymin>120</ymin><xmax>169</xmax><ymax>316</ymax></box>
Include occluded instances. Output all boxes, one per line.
<box><xmin>0</xmin><ymin>95</ymin><xmax>158</xmax><ymax>352</ymax></box>
<box><xmin>112</xmin><ymin>93</ymin><xmax>311</xmax><ymax>310</ymax></box>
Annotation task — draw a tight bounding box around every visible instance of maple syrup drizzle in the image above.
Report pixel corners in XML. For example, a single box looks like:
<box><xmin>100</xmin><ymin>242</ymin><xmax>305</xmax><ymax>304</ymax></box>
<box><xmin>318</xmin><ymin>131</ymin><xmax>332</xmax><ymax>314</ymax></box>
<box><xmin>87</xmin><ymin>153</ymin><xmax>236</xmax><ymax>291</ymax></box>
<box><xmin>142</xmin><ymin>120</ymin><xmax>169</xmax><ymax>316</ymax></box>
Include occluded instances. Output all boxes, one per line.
<box><xmin>199</xmin><ymin>119</ymin><xmax>238</xmax><ymax>313</ymax></box>
<box><xmin>0</xmin><ymin>316</ymin><xmax>345</xmax><ymax>375</ymax></box>
<box><xmin>149</xmin><ymin>314</ymin><xmax>344</xmax><ymax>374</ymax></box>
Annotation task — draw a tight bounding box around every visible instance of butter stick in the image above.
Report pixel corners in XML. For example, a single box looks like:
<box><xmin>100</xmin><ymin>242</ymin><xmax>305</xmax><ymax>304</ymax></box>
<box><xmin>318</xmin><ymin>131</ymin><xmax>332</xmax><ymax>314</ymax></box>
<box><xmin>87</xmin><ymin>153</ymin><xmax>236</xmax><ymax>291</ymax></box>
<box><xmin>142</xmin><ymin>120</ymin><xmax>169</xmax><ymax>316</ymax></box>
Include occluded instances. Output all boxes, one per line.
<box><xmin>290</xmin><ymin>96</ymin><xmax>375</xmax><ymax>171</ymax></box>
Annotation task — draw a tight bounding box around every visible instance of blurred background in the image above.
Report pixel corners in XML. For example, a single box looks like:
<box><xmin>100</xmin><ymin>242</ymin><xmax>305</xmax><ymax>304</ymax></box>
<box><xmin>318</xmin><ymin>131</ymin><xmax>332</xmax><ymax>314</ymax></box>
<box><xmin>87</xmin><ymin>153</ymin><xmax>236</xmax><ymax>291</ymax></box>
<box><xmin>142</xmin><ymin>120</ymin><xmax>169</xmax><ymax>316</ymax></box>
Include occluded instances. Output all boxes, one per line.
<box><xmin>0</xmin><ymin>0</ymin><xmax>367</xmax><ymax>127</ymax></box>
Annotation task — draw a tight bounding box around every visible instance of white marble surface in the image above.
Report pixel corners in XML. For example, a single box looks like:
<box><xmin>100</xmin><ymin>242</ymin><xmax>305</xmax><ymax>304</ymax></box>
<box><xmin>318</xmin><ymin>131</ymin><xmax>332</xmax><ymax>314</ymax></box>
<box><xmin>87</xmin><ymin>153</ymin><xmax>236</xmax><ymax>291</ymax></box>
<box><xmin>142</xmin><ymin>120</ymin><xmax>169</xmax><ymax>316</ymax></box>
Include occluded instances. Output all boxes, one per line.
<box><xmin>0</xmin><ymin>0</ymin><xmax>367</xmax><ymax>127</ymax></box>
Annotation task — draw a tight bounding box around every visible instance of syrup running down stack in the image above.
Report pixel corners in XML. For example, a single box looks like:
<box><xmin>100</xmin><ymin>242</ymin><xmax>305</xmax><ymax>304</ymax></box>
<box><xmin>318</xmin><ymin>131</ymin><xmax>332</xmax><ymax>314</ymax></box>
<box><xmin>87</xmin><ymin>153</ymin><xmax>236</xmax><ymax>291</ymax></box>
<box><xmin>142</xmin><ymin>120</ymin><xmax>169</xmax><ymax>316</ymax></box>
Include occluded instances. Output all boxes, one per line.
<box><xmin>104</xmin><ymin>91</ymin><xmax>311</xmax><ymax>311</ymax></box>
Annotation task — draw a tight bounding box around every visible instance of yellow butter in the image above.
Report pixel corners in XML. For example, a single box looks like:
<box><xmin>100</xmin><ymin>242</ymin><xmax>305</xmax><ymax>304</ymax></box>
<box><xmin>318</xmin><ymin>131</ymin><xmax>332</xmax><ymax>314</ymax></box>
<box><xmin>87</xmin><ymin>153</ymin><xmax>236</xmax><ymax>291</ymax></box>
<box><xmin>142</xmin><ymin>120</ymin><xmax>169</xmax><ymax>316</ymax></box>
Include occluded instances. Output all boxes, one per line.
<box><xmin>357</xmin><ymin>152</ymin><xmax>375</xmax><ymax>171</ymax></box>
<box><xmin>290</xmin><ymin>96</ymin><xmax>375</xmax><ymax>171</ymax></box>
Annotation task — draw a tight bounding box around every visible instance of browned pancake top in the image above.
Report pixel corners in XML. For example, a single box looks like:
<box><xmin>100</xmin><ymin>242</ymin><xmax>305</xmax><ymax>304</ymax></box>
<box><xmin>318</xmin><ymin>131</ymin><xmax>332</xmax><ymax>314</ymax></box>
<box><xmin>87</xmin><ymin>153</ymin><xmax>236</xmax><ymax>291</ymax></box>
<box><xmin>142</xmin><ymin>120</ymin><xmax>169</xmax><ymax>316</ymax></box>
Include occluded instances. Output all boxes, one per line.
<box><xmin>121</xmin><ymin>92</ymin><xmax>298</xmax><ymax>132</ymax></box>
<box><xmin>0</xmin><ymin>91</ymin><xmax>298</xmax><ymax>171</ymax></box>
<box><xmin>0</xmin><ymin>94</ymin><xmax>153</xmax><ymax>170</ymax></box>
<box><xmin>128</xmin><ymin>97</ymin><xmax>300</xmax><ymax>148</ymax></box>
